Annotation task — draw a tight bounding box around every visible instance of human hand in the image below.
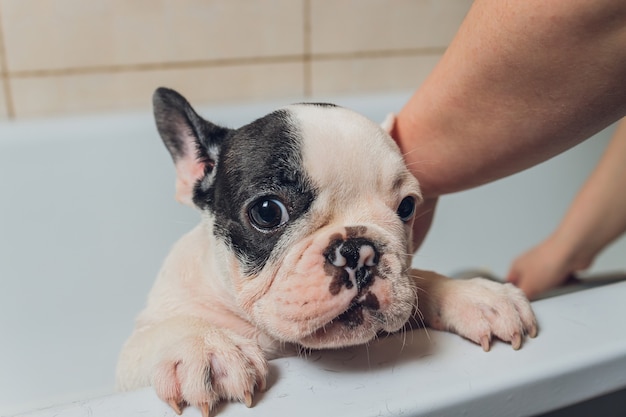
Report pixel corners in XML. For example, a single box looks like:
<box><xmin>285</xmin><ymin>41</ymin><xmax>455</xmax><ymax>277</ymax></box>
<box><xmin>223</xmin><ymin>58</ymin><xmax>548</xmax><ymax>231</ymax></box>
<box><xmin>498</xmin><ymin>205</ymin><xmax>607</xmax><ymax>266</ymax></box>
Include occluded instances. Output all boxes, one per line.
<box><xmin>506</xmin><ymin>236</ymin><xmax>592</xmax><ymax>300</ymax></box>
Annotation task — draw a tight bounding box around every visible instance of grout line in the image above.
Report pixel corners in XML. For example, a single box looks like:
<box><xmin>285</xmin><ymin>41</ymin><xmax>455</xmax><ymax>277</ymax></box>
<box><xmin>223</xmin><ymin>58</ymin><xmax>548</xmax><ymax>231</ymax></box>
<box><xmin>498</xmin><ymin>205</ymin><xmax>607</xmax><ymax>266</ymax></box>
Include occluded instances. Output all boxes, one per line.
<box><xmin>6</xmin><ymin>47</ymin><xmax>446</xmax><ymax>79</ymax></box>
<box><xmin>303</xmin><ymin>0</ymin><xmax>312</xmax><ymax>97</ymax></box>
<box><xmin>313</xmin><ymin>47</ymin><xmax>447</xmax><ymax>61</ymax></box>
<box><xmin>9</xmin><ymin>55</ymin><xmax>303</xmax><ymax>78</ymax></box>
<box><xmin>0</xmin><ymin>5</ymin><xmax>15</xmax><ymax>119</ymax></box>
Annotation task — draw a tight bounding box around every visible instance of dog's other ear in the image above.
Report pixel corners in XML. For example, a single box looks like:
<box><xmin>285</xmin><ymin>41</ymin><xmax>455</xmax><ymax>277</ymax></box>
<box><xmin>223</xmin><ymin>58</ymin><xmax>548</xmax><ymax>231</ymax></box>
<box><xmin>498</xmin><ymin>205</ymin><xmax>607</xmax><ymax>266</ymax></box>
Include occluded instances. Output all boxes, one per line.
<box><xmin>152</xmin><ymin>87</ymin><xmax>230</xmax><ymax>206</ymax></box>
<box><xmin>380</xmin><ymin>113</ymin><xmax>396</xmax><ymax>134</ymax></box>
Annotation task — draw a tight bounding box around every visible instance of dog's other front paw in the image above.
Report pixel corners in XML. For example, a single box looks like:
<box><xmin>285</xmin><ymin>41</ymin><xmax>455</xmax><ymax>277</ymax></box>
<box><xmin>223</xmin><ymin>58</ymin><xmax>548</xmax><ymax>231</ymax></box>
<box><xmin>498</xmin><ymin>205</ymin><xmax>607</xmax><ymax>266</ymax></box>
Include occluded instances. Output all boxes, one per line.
<box><xmin>152</xmin><ymin>327</ymin><xmax>268</xmax><ymax>417</ymax></box>
<box><xmin>416</xmin><ymin>272</ymin><xmax>538</xmax><ymax>351</ymax></box>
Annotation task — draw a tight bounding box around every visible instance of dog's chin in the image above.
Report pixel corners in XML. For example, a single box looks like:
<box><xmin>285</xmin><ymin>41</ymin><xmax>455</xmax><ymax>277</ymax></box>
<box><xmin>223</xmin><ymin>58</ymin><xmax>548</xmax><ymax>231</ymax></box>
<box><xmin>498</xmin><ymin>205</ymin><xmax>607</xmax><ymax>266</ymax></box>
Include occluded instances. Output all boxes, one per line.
<box><xmin>295</xmin><ymin>305</ymin><xmax>411</xmax><ymax>350</ymax></box>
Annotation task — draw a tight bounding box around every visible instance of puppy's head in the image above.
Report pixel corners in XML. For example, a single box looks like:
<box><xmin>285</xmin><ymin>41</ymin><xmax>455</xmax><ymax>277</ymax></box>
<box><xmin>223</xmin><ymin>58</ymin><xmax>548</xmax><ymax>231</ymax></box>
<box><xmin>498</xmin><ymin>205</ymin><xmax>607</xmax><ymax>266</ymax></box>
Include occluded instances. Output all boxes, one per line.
<box><xmin>154</xmin><ymin>87</ymin><xmax>421</xmax><ymax>349</ymax></box>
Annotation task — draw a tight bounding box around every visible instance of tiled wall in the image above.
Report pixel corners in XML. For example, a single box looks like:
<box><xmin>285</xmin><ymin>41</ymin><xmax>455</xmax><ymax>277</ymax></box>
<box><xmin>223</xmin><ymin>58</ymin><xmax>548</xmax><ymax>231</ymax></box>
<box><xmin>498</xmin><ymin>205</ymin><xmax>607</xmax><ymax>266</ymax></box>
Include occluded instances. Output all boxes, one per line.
<box><xmin>0</xmin><ymin>0</ymin><xmax>472</xmax><ymax>120</ymax></box>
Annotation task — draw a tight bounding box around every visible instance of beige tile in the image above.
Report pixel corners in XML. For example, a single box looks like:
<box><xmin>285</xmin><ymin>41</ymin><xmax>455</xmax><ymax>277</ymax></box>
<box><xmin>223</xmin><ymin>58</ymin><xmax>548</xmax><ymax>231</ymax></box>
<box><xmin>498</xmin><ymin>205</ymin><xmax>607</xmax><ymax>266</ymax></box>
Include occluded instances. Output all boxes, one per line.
<box><xmin>10</xmin><ymin>62</ymin><xmax>305</xmax><ymax>119</ymax></box>
<box><xmin>0</xmin><ymin>20</ymin><xmax>7</xmax><ymax>119</ymax></box>
<box><xmin>310</xmin><ymin>54</ymin><xmax>441</xmax><ymax>96</ymax></box>
<box><xmin>2</xmin><ymin>0</ymin><xmax>304</xmax><ymax>72</ymax></box>
<box><xmin>310</xmin><ymin>0</ymin><xmax>472</xmax><ymax>54</ymax></box>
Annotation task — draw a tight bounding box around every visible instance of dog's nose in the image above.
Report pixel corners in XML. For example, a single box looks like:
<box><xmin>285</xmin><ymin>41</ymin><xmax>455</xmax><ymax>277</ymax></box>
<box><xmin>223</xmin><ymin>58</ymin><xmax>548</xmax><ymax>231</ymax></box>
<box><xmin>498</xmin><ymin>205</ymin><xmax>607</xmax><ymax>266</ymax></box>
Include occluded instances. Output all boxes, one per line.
<box><xmin>325</xmin><ymin>237</ymin><xmax>380</xmax><ymax>290</ymax></box>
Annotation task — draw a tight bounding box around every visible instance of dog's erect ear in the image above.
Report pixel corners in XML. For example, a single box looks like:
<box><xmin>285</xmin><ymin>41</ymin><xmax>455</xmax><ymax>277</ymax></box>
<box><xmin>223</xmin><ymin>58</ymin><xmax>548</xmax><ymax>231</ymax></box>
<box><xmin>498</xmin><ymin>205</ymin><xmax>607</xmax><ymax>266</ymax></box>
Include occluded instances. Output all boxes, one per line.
<box><xmin>380</xmin><ymin>113</ymin><xmax>396</xmax><ymax>134</ymax></box>
<box><xmin>152</xmin><ymin>87</ymin><xmax>230</xmax><ymax>206</ymax></box>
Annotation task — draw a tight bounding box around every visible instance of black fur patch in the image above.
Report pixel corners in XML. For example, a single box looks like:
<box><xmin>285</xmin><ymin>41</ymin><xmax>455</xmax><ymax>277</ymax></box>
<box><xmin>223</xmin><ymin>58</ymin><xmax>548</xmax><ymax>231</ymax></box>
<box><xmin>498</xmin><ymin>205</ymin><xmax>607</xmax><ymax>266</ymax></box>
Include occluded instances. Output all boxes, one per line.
<box><xmin>196</xmin><ymin>110</ymin><xmax>316</xmax><ymax>275</ymax></box>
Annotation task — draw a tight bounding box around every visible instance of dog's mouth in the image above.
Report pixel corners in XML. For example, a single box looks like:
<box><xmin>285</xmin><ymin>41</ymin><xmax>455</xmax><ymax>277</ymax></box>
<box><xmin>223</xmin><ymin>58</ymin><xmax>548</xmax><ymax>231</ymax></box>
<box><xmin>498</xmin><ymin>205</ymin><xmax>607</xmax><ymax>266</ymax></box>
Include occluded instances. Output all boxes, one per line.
<box><xmin>335</xmin><ymin>291</ymin><xmax>382</xmax><ymax>329</ymax></box>
<box><xmin>296</xmin><ymin>290</ymin><xmax>387</xmax><ymax>349</ymax></box>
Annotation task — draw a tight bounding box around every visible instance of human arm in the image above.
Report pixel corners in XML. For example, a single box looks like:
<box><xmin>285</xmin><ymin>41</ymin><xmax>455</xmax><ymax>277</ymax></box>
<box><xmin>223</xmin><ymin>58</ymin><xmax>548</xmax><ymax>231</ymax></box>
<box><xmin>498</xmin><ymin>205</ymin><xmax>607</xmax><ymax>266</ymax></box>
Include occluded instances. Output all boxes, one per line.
<box><xmin>393</xmin><ymin>0</ymin><xmax>626</xmax><ymax>250</ymax></box>
<box><xmin>506</xmin><ymin>119</ymin><xmax>626</xmax><ymax>299</ymax></box>
<box><xmin>393</xmin><ymin>0</ymin><xmax>626</xmax><ymax>199</ymax></box>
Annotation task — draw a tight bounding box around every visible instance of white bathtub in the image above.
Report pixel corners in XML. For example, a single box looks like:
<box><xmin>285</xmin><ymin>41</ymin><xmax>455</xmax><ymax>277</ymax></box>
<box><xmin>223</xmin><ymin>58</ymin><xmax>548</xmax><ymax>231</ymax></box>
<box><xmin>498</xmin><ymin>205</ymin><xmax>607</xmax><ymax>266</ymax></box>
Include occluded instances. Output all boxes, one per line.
<box><xmin>1</xmin><ymin>92</ymin><xmax>625</xmax><ymax>416</ymax></box>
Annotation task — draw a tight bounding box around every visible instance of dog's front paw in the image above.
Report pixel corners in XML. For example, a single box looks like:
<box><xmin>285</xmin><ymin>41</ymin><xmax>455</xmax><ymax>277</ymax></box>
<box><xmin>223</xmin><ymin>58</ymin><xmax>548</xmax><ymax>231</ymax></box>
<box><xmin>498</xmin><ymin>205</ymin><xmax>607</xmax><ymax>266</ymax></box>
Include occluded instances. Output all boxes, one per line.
<box><xmin>152</xmin><ymin>328</ymin><xmax>268</xmax><ymax>417</ymax></box>
<box><xmin>421</xmin><ymin>276</ymin><xmax>538</xmax><ymax>351</ymax></box>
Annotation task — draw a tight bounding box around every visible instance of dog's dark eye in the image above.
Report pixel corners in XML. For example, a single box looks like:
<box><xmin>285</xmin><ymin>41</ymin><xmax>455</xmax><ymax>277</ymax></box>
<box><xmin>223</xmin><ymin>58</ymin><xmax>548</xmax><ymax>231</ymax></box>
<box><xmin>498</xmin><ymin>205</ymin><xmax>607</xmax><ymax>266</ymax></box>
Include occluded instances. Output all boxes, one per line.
<box><xmin>397</xmin><ymin>196</ymin><xmax>416</xmax><ymax>222</ymax></box>
<box><xmin>248</xmin><ymin>198</ymin><xmax>289</xmax><ymax>230</ymax></box>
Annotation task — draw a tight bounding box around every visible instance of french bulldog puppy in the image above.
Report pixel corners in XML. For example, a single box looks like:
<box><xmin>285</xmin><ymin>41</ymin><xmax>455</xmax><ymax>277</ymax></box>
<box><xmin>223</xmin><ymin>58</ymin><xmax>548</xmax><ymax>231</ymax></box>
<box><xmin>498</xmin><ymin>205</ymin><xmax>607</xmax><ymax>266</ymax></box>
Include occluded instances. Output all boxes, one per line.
<box><xmin>116</xmin><ymin>88</ymin><xmax>538</xmax><ymax>417</ymax></box>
